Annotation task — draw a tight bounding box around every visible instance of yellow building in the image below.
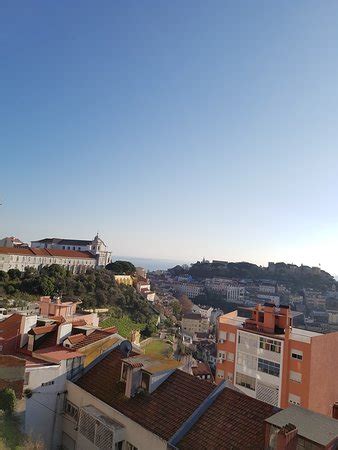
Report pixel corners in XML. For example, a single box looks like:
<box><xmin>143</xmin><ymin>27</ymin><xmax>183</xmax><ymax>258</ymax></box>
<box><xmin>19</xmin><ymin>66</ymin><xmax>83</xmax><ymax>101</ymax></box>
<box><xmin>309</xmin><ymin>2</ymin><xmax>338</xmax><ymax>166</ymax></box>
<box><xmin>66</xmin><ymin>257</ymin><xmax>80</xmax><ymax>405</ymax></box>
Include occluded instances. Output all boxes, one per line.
<box><xmin>114</xmin><ymin>275</ymin><xmax>133</xmax><ymax>286</ymax></box>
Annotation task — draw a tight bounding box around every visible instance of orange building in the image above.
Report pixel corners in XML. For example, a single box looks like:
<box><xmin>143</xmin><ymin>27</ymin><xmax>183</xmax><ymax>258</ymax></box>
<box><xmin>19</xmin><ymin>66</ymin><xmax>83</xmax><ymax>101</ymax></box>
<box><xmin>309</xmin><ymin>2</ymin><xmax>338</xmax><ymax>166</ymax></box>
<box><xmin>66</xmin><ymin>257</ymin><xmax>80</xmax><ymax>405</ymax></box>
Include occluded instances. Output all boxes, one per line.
<box><xmin>216</xmin><ymin>303</ymin><xmax>338</xmax><ymax>417</ymax></box>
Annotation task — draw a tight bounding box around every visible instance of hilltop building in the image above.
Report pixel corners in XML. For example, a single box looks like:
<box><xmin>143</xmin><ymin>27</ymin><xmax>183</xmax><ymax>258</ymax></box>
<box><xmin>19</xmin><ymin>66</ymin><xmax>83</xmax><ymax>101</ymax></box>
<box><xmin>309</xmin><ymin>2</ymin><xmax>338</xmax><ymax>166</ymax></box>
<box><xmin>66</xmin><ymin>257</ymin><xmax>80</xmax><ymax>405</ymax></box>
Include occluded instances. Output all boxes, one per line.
<box><xmin>0</xmin><ymin>234</ymin><xmax>111</xmax><ymax>272</ymax></box>
<box><xmin>216</xmin><ymin>303</ymin><xmax>338</xmax><ymax>416</ymax></box>
<box><xmin>31</xmin><ymin>233</ymin><xmax>111</xmax><ymax>267</ymax></box>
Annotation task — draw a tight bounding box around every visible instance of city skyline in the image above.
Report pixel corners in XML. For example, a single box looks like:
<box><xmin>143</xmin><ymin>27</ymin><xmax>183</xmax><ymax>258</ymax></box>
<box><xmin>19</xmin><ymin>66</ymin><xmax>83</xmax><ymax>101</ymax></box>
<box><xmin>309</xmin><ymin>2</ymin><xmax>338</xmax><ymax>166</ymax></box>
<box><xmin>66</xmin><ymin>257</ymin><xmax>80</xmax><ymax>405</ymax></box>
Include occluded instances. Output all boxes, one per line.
<box><xmin>2</xmin><ymin>2</ymin><xmax>338</xmax><ymax>273</ymax></box>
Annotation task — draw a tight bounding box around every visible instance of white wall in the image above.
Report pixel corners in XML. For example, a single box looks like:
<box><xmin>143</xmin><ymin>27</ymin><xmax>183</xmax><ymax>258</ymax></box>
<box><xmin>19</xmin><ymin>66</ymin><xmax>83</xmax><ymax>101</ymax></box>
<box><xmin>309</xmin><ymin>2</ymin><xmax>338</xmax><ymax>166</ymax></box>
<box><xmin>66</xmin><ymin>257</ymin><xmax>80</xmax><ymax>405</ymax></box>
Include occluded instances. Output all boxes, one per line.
<box><xmin>64</xmin><ymin>381</ymin><xmax>168</xmax><ymax>450</ymax></box>
<box><xmin>25</xmin><ymin>362</ymin><xmax>67</xmax><ymax>449</ymax></box>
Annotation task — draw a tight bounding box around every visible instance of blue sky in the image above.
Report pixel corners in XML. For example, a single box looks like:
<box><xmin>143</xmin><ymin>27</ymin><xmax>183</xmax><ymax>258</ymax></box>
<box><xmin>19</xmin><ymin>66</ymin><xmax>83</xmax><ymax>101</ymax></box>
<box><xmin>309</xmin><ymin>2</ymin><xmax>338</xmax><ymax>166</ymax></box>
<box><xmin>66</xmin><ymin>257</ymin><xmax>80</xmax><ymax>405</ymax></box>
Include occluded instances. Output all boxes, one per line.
<box><xmin>1</xmin><ymin>1</ymin><xmax>338</xmax><ymax>273</ymax></box>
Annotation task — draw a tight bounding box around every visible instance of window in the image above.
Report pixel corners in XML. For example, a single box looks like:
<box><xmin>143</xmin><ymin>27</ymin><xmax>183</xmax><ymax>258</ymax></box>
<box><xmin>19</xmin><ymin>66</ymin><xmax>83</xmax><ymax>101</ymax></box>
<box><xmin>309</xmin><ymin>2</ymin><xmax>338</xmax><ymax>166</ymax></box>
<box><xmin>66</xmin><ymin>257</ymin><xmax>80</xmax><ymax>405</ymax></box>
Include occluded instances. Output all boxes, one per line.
<box><xmin>227</xmin><ymin>372</ymin><xmax>233</xmax><ymax>382</ymax></box>
<box><xmin>65</xmin><ymin>400</ymin><xmax>79</xmax><ymax>422</ymax></box>
<box><xmin>227</xmin><ymin>352</ymin><xmax>234</xmax><ymax>362</ymax></box>
<box><xmin>229</xmin><ymin>333</ymin><xmax>235</xmax><ymax>342</ymax></box>
<box><xmin>237</xmin><ymin>353</ymin><xmax>257</xmax><ymax>369</ymax></box>
<box><xmin>291</xmin><ymin>349</ymin><xmax>303</xmax><ymax>361</ymax></box>
<box><xmin>79</xmin><ymin>409</ymin><xmax>114</xmax><ymax>448</ymax></box>
<box><xmin>41</xmin><ymin>381</ymin><xmax>54</xmax><ymax>386</ymax></box>
<box><xmin>121</xmin><ymin>363</ymin><xmax>129</xmax><ymax>381</ymax></box>
<box><xmin>218</xmin><ymin>331</ymin><xmax>227</xmax><ymax>342</ymax></box>
<box><xmin>140</xmin><ymin>372</ymin><xmax>150</xmax><ymax>391</ymax></box>
<box><xmin>288</xmin><ymin>393</ymin><xmax>300</xmax><ymax>405</ymax></box>
<box><xmin>290</xmin><ymin>370</ymin><xmax>302</xmax><ymax>383</ymax></box>
<box><xmin>236</xmin><ymin>372</ymin><xmax>256</xmax><ymax>391</ymax></box>
<box><xmin>259</xmin><ymin>337</ymin><xmax>281</xmax><ymax>353</ymax></box>
<box><xmin>0</xmin><ymin>345</ymin><xmax>3</xmax><ymax>352</ymax></box>
<box><xmin>217</xmin><ymin>369</ymin><xmax>224</xmax><ymax>379</ymax></box>
<box><xmin>258</xmin><ymin>358</ymin><xmax>280</xmax><ymax>377</ymax></box>
<box><xmin>126</xmin><ymin>443</ymin><xmax>138</xmax><ymax>450</ymax></box>
<box><xmin>218</xmin><ymin>351</ymin><xmax>226</xmax><ymax>362</ymax></box>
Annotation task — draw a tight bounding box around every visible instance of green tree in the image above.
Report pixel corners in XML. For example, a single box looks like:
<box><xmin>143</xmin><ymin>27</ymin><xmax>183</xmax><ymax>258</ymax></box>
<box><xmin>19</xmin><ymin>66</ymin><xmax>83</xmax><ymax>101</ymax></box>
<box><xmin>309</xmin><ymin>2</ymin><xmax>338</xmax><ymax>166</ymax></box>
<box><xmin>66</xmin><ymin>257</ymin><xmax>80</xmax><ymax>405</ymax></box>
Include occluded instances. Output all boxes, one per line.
<box><xmin>106</xmin><ymin>260</ymin><xmax>136</xmax><ymax>275</ymax></box>
<box><xmin>0</xmin><ymin>388</ymin><xmax>16</xmax><ymax>415</ymax></box>
<box><xmin>0</xmin><ymin>271</ymin><xmax>8</xmax><ymax>282</ymax></box>
<box><xmin>39</xmin><ymin>276</ymin><xmax>55</xmax><ymax>296</ymax></box>
<box><xmin>7</xmin><ymin>269</ymin><xmax>21</xmax><ymax>281</ymax></box>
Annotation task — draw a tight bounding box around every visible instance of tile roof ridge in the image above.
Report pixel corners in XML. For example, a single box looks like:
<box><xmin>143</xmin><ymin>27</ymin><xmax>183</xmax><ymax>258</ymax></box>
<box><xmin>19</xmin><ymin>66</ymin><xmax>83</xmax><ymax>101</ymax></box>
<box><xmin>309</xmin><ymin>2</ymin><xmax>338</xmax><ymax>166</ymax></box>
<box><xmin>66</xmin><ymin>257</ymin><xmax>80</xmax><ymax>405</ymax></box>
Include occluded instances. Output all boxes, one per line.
<box><xmin>168</xmin><ymin>380</ymin><xmax>226</xmax><ymax>447</ymax></box>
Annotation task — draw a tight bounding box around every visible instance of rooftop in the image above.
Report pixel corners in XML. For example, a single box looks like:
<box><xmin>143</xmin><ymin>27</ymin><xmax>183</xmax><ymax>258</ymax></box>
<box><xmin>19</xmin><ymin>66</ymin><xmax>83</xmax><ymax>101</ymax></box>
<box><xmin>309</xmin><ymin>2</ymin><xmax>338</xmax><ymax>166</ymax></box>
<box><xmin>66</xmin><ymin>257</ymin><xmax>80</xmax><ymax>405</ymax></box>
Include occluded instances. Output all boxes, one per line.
<box><xmin>33</xmin><ymin>345</ymin><xmax>83</xmax><ymax>363</ymax></box>
<box><xmin>182</xmin><ymin>313</ymin><xmax>203</xmax><ymax>321</ymax></box>
<box><xmin>266</xmin><ymin>405</ymin><xmax>338</xmax><ymax>446</ymax></box>
<box><xmin>76</xmin><ymin>348</ymin><xmax>215</xmax><ymax>441</ymax></box>
<box><xmin>122</xmin><ymin>354</ymin><xmax>180</xmax><ymax>374</ymax></box>
<box><xmin>178</xmin><ymin>386</ymin><xmax>276</xmax><ymax>449</ymax></box>
<box><xmin>32</xmin><ymin>238</ymin><xmax>93</xmax><ymax>246</ymax></box>
<box><xmin>71</xmin><ymin>329</ymin><xmax>117</xmax><ymax>349</ymax></box>
<box><xmin>0</xmin><ymin>247</ymin><xmax>95</xmax><ymax>259</ymax></box>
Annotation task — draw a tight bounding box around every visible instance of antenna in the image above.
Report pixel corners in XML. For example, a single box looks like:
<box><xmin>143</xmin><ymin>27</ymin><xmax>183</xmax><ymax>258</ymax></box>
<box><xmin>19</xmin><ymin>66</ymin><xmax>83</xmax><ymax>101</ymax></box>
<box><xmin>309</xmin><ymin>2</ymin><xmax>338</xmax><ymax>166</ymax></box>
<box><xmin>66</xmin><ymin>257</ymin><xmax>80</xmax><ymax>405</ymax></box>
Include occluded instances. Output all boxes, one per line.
<box><xmin>119</xmin><ymin>340</ymin><xmax>132</xmax><ymax>357</ymax></box>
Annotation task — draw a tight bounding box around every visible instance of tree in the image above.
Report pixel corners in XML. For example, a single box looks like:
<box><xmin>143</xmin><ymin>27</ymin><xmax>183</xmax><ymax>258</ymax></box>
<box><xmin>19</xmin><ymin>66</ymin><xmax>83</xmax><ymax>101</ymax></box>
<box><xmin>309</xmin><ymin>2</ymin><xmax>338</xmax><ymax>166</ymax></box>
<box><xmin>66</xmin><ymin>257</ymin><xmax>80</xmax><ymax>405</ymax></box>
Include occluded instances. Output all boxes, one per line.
<box><xmin>0</xmin><ymin>388</ymin><xmax>16</xmax><ymax>415</ymax></box>
<box><xmin>39</xmin><ymin>276</ymin><xmax>55</xmax><ymax>296</ymax></box>
<box><xmin>178</xmin><ymin>295</ymin><xmax>193</xmax><ymax>314</ymax></box>
<box><xmin>7</xmin><ymin>269</ymin><xmax>21</xmax><ymax>281</ymax></box>
<box><xmin>0</xmin><ymin>270</ymin><xmax>8</xmax><ymax>282</ymax></box>
<box><xmin>171</xmin><ymin>299</ymin><xmax>182</xmax><ymax>318</ymax></box>
<box><xmin>105</xmin><ymin>260</ymin><xmax>136</xmax><ymax>275</ymax></box>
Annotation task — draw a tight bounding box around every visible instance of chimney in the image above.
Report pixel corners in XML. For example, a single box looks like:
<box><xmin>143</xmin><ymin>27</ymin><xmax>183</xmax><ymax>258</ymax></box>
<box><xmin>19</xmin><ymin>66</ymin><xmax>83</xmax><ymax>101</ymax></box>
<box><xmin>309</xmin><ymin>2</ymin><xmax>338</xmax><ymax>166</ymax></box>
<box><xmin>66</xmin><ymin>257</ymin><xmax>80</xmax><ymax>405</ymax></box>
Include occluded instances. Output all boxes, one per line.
<box><xmin>332</xmin><ymin>403</ymin><xmax>338</xmax><ymax>420</ymax></box>
<box><xmin>122</xmin><ymin>363</ymin><xmax>143</xmax><ymax>398</ymax></box>
<box><xmin>276</xmin><ymin>424</ymin><xmax>298</xmax><ymax>450</ymax></box>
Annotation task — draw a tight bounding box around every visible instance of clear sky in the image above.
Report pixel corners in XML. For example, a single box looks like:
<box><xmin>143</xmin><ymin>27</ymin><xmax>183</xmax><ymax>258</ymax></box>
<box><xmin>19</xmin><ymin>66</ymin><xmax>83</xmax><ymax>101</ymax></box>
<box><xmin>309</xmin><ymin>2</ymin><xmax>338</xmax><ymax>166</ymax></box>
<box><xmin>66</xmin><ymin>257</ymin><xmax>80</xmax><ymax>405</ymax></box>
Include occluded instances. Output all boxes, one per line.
<box><xmin>1</xmin><ymin>1</ymin><xmax>338</xmax><ymax>273</ymax></box>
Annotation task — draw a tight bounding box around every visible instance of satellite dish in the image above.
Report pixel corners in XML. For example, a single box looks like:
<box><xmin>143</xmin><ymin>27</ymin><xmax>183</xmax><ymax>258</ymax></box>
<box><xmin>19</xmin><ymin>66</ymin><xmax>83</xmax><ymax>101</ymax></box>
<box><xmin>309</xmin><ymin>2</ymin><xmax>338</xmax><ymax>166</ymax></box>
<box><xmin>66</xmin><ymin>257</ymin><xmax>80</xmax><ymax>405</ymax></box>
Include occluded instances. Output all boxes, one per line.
<box><xmin>119</xmin><ymin>340</ymin><xmax>132</xmax><ymax>357</ymax></box>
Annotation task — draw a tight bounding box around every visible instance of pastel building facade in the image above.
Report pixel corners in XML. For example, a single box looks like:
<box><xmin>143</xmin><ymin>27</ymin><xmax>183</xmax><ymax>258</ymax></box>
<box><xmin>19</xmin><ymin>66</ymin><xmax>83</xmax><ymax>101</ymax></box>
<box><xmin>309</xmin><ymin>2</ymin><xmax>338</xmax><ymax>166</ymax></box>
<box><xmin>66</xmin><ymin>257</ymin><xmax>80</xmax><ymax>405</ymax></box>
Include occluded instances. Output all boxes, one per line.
<box><xmin>216</xmin><ymin>304</ymin><xmax>338</xmax><ymax>416</ymax></box>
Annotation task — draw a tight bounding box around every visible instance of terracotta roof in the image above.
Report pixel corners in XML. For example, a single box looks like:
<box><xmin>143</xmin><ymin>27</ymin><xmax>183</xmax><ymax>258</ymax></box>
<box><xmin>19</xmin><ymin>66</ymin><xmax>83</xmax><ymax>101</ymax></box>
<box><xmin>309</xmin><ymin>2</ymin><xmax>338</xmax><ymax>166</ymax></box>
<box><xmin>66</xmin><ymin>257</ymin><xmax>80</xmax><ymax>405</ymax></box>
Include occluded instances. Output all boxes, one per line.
<box><xmin>178</xmin><ymin>387</ymin><xmax>276</xmax><ymax>449</ymax></box>
<box><xmin>0</xmin><ymin>313</ymin><xmax>22</xmax><ymax>339</ymax></box>
<box><xmin>67</xmin><ymin>334</ymin><xmax>86</xmax><ymax>345</ymax></box>
<box><xmin>102</xmin><ymin>326</ymin><xmax>118</xmax><ymax>334</ymax></box>
<box><xmin>14</xmin><ymin>352</ymin><xmax>57</xmax><ymax>368</ymax></box>
<box><xmin>72</xmin><ymin>329</ymin><xmax>116</xmax><ymax>349</ymax></box>
<box><xmin>33</xmin><ymin>346</ymin><xmax>83</xmax><ymax>363</ymax></box>
<box><xmin>31</xmin><ymin>324</ymin><xmax>57</xmax><ymax>335</ymax></box>
<box><xmin>76</xmin><ymin>348</ymin><xmax>215</xmax><ymax>441</ymax></box>
<box><xmin>71</xmin><ymin>319</ymin><xmax>87</xmax><ymax>327</ymax></box>
<box><xmin>191</xmin><ymin>362</ymin><xmax>213</xmax><ymax>377</ymax></box>
<box><xmin>0</xmin><ymin>246</ymin><xmax>95</xmax><ymax>259</ymax></box>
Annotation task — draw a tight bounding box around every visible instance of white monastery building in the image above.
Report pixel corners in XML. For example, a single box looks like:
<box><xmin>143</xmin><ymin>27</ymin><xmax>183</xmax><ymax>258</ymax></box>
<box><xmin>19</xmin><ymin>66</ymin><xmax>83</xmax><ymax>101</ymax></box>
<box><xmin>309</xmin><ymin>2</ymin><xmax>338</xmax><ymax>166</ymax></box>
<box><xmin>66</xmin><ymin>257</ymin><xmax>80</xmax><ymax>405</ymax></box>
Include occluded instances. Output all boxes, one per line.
<box><xmin>0</xmin><ymin>234</ymin><xmax>111</xmax><ymax>272</ymax></box>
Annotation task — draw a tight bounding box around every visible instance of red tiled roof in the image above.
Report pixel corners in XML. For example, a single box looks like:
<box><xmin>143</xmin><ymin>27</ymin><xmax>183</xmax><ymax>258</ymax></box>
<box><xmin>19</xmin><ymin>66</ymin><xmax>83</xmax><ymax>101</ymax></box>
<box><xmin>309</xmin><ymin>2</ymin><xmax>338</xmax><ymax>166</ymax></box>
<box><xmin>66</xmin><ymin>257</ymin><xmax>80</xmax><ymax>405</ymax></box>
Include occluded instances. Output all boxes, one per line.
<box><xmin>76</xmin><ymin>348</ymin><xmax>215</xmax><ymax>441</ymax></box>
<box><xmin>102</xmin><ymin>326</ymin><xmax>118</xmax><ymax>334</ymax></box>
<box><xmin>72</xmin><ymin>330</ymin><xmax>116</xmax><ymax>349</ymax></box>
<box><xmin>178</xmin><ymin>387</ymin><xmax>276</xmax><ymax>449</ymax></box>
<box><xmin>191</xmin><ymin>362</ymin><xmax>212</xmax><ymax>377</ymax></box>
<box><xmin>71</xmin><ymin>319</ymin><xmax>87</xmax><ymax>327</ymax></box>
<box><xmin>67</xmin><ymin>334</ymin><xmax>86</xmax><ymax>345</ymax></box>
<box><xmin>33</xmin><ymin>345</ymin><xmax>83</xmax><ymax>362</ymax></box>
<box><xmin>31</xmin><ymin>324</ymin><xmax>57</xmax><ymax>335</ymax></box>
<box><xmin>0</xmin><ymin>314</ymin><xmax>22</xmax><ymax>339</ymax></box>
<box><xmin>0</xmin><ymin>247</ymin><xmax>95</xmax><ymax>259</ymax></box>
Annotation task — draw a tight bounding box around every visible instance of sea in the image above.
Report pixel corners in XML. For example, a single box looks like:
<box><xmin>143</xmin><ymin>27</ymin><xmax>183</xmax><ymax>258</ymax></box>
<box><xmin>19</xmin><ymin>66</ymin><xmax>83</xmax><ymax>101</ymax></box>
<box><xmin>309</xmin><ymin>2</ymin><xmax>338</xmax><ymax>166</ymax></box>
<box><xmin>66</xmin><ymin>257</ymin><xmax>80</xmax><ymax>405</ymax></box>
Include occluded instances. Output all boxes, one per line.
<box><xmin>112</xmin><ymin>256</ymin><xmax>190</xmax><ymax>272</ymax></box>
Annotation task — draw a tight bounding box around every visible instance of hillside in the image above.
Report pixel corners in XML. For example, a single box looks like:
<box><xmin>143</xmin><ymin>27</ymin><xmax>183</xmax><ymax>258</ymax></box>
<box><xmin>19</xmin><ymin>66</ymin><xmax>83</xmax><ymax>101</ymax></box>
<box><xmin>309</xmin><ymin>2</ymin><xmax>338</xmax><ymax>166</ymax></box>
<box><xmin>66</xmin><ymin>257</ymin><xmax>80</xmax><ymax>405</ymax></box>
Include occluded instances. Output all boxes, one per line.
<box><xmin>169</xmin><ymin>261</ymin><xmax>336</xmax><ymax>292</ymax></box>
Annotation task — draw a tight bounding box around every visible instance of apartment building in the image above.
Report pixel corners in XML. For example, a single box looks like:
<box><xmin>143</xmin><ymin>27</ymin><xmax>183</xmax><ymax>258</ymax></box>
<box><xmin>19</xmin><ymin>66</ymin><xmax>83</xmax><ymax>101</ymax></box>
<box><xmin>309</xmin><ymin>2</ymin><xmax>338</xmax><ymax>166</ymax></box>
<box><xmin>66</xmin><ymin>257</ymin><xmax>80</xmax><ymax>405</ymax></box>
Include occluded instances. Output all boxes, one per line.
<box><xmin>61</xmin><ymin>343</ymin><xmax>338</xmax><ymax>450</ymax></box>
<box><xmin>205</xmin><ymin>278</ymin><xmax>245</xmax><ymax>303</ymax></box>
<box><xmin>216</xmin><ymin>303</ymin><xmax>338</xmax><ymax>416</ymax></box>
<box><xmin>181</xmin><ymin>313</ymin><xmax>209</xmax><ymax>335</ymax></box>
<box><xmin>174</xmin><ymin>282</ymin><xmax>204</xmax><ymax>298</ymax></box>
